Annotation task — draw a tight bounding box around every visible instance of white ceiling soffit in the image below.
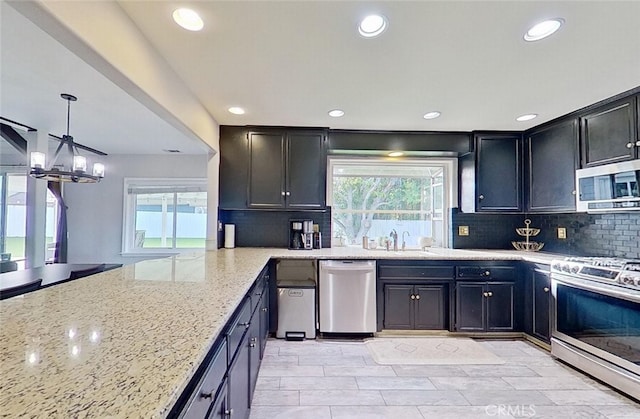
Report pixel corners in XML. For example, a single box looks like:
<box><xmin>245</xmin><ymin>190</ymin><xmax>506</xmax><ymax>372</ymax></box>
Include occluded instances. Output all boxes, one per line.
<box><xmin>1</xmin><ymin>2</ymin><xmax>212</xmax><ymax>155</ymax></box>
<box><xmin>118</xmin><ymin>0</ymin><xmax>640</xmax><ymax>131</ymax></box>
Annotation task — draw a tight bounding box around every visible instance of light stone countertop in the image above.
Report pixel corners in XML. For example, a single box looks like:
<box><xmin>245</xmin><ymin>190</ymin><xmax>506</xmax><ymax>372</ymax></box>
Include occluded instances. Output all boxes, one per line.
<box><xmin>0</xmin><ymin>247</ymin><xmax>562</xmax><ymax>417</ymax></box>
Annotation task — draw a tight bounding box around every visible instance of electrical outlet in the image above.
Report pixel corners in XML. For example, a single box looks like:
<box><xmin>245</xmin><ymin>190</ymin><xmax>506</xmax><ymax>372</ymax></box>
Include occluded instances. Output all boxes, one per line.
<box><xmin>459</xmin><ymin>226</ymin><xmax>469</xmax><ymax>236</ymax></box>
<box><xmin>558</xmin><ymin>227</ymin><xmax>567</xmax><ymax>239</ymax></box>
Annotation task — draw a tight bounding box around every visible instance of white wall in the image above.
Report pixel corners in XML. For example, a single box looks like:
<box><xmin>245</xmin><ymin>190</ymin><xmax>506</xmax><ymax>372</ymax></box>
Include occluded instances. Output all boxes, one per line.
<box><xmin>64</xmin><ymin>154</ymin><xmax>208</xmax><ymax>265</ymax></box>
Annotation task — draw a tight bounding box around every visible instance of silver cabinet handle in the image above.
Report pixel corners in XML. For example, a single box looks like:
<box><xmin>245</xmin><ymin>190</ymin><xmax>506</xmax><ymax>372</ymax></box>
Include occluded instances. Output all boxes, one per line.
<box><xmin>487</xmin><ymin>291</ymin><xmax>493</xmax><ymax>297</ymax></box>
<box><xmin>483</xmin><ymin>292</ymin><xmax>489</xmax><ymax>297</ymax></box>
<box><xmin>251</xmin><ymin>337</ymin><xmax>257</xmax><ymax>343</ymax></box>
<box><xmin>543</xmin><ymin>287</ymin><xmax>550</xmax><ymax>293</ymax></box>
<box><xmin>225</xmin><ymin>408</ymin><xmax>233</xmax><ymax>417</ymax></box>
<box><xmin>484</xmin><ymin>270</ymin><xmax>491</xmax><ymax>277</ymax></box>
<box><xmin>249</xmin><ymin>343</ymin><xmax>256</xmax><ymax>348</ymax></box>
<box><xmin>238</xmin><ymin>322</ymin><xmax>250</xmax><ymax>329</ymax></box>
<box><xmin>636</xmin><ymin>140</ymin><xmax>640</xmax><ymax>146</ymax></box>
<box><xmin>626</xmin><ymin>142</ymin><xmax>634</xmax><ymax>149</ymax></box>
<box><xmin>262</xmin><ymin>307</ymin><xmax>268</xmax><ymax>312</ymax></box>
<box><xmin>410</xmin><ymin>294</ymin><xmax>416</xmax><ymax>300</ymax></box>
<box><xmin>479</xmin><ymin>194</ymin><xmax>485</xmax><ymax>200</ymax></box>
<box><xmin>281</xmin><ymin>191</ymin><xmax>285</xmax><ymax>196</ymax></box>
<box><xmin>415</xmin><ymin>295</ymin><xmax>420</xmax><ymax>300</ymax></box>
<box><xmin>571</xmin><ymin>190</ymin><xmax>577</xmax><ymax>195</ymax></box>
<box><xmin>286</xmin><ymin>191</ymin><xmax>291</xmax><ymax>196</ymax></box>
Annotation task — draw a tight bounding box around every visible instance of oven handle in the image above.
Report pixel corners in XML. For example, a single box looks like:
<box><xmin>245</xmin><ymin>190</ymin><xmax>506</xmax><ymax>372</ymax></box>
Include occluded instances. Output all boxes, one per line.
<box><xmin>551</xmin><ymin>274</ymin><xmax>640</xmax><ymax>303</ymax></box>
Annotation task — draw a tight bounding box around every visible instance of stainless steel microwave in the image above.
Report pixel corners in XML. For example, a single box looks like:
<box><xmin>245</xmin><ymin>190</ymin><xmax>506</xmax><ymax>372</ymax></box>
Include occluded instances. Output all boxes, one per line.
<box><xmin>576</xmin><ymin>160</ymin><xmax>640</xmax><ymax>212</ymax></box>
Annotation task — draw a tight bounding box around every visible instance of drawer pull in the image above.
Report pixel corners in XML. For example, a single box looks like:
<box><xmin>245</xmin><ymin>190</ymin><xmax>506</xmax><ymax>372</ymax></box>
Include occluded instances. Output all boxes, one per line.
<box><xmin>225</xmin><ymin>408</ymin><xmax>234</xmax><ymax>417</ymax></box>
<box><xmin>200</xmin><ymin>390</ymin><xmax>213</xmax><ymax>399</ymax></box>
<box><xmin>415</xmin><ymin>295</ymin><xmax>420</xmax><ymax>300</ymax></box>
<box><xmin>249</xmin><ymin>343</ymin><xmax>256</xmax><ymax>348</ymax></box>
<box><xmin>238</xmin><ymin>322</ymin><xmax>250</xmax><ymax>329</ymax></box>
<box><xmin>410</xmin><ymin>294</ymin><xmax>416</xmax><ymax>300</ymax></box>
<box><xmin>483</xmin><ymin>292</ymin><xmax>489</xmax><ymax>297</ymax></box>
<box><xmin>487</xmin><ymin>291</ymin><xmax>493</xmax><ymax>297</ymax></box>
<box><xmin>255</xmin><ymin>292</ymin><xmax>262</xmax><ymax>296</ymax></box>
<box><xmin>262</xmin><ymin>307</ymin><xmax>268</xmax><ymax>312</ymax></box>
<box><xmin>543</xmin><ymin>287</ymin><xmax>550</xmax><ymax>293</ymax></box>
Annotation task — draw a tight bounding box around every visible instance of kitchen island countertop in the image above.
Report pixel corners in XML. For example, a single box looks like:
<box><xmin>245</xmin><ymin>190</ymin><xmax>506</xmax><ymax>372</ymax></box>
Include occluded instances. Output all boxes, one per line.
<box><xmin>0</xmin><ymin>247</ymin><xmax>561</xmax><ymax>417</ymax></box>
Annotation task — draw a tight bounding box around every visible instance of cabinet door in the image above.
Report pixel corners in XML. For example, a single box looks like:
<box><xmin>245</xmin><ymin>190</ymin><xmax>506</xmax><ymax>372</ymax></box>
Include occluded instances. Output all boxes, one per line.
<box><xmin>455</xmin><ymin>282</ymin><xmax>485</xmax><ymax>331</ymax></box>
<box><xmin>486</xmin><ymin>282</ymin><xmax>515</xmax><ymax>331</ymax></box>
<box><xmin>286</xmin><ymin>131</ymin><xmax>326</xmax><ymax>208</ymax></box>
<box><xmin>414</xmin><ymin>285</ymin><xmax>446</xmax><ymax>330</ymax></box>
<box><xmin>219</xmin><ymin>126</ymin><xmax>250</xmax><ymax>209</ymax></box>
<box><xmin>581</xmin><ymin>97</ymin><xmax>638</xmax><ymax>167</ymax></box>
<box><xmin>259</xmin><ymin>282</ymin><xmax>270</xmax><ymax>359</ymax></box>
<box><xmin>526</xmin><ymin>119</ymin><xmax>579</xmax><ymax>212</ymax></box>
<box><xmin>207</xmin><ymin>382</ymin><xmax>228</xmax><ymax>419</ymax></box>
<box><xmin>248</xmin><ymin>132</ymin><xmax>286</xmax><ymax>208</ymax></box>
<box><xmin>383</xmin><ymin>285</ymin><xmax>414</xmax><ymax>329</ymax></box>
<box><xmin>248</xmin><ymin>315</ymin><xmax>261</xmax><ymax>405</ymax></box>
<box><xmin>532</xmin><ymin>270</ymin><xmax>551</xmax><ymax>342</ymax></box>
<box><xmin>228</xmin><ymin>337</ymin><xmax>250</xmax><ymax>419</ymax></box>
<box><xmin>476</xmin><ymin>134</ymin><xmax>522</xmax><ymax>212</ymax></box>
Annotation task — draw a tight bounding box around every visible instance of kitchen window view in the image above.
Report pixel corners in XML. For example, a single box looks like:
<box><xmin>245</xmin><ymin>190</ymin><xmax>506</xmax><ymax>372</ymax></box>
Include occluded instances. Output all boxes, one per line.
<box><xmin>328</xmin><ymin>159</ymin><xmax>450</xmax><ymax>248</ymax></box>
<box><xmin>122</xmin><ymin>179</ymin><xmax>207</xmax><ymax>254</ymax></box>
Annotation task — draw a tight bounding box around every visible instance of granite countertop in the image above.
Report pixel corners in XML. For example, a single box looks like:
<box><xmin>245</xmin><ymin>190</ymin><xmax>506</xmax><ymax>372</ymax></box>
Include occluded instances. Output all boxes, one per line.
<box><xmin>0</xmin><ymin>247</ymin><xmax>561</xmax><ymax>417</ymax></box>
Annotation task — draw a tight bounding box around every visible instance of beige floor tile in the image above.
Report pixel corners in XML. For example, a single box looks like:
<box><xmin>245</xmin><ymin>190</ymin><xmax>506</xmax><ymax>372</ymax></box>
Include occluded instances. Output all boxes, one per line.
<box><xmin>331</xmin><ymin>405</ymin><xmax>424</xmax><ymax>418</ymax></box>
<box><xmin>381</xmin><ymin>389</ymin><xmax>469</xmax><ymax>406</ymax></box>
<box><xmin>250</xmin><ymin>390</ymin><xmax>299</xmax><ymax>406</ymax></box>
<box><xmin>324</xmin><ymin>365</ymin><xmax>396</xmax><ymax>376</ymax></box>
<box><xmin>280</xmin><ymin>376</ymin><xmax>358</xmax><ymax>390</ymax></box>
<box><xmin>356</xmin><ymin>376</ymin><xmax>436</xmax><ymax>390</ymax></box>
<box><xmin>249</xmin><ymin>405</ymin><xmax>331</xmax><ymax>419</ymax></box>
<box><xmin>299</xmin><ymin>390</ymin><xmax>386</xmax><ymax>406</ymax></box>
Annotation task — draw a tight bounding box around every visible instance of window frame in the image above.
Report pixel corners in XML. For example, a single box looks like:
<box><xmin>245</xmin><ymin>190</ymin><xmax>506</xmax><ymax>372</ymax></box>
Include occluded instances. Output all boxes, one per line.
<box><xmin>326</xmin><ymin>157</ymin><xmax>458</xmax><ymax>248</ymax></box>
<box><xmin>121</xmin><ymin>177</ymin><xmax>207</xmax><ymax>256</ymax></box>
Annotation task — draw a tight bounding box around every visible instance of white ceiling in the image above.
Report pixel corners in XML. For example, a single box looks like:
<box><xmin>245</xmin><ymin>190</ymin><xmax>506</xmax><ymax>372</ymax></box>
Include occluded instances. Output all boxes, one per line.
<box><xmin>2</xmin><ymin>1</ymin><xmax>640</xmax><ymax>157</ymax></box>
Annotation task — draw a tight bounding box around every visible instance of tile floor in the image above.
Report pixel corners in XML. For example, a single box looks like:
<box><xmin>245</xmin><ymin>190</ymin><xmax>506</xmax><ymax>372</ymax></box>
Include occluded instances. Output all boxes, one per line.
<box><xmin>249</xmin><ymin>338</ymin><xmax>640</xmax><ymax>419</ymax></box>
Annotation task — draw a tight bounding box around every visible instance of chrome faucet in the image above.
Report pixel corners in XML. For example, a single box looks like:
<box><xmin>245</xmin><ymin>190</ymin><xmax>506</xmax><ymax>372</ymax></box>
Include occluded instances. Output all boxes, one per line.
<box><xmin>389</xmin><ymin>229</ymin><xmax>398</xmax><ymax>252</ymax></box>
<box><xmin>402</xmin><ymin>231</ymin><xmax>410</xmax><ymax>251</ymax></box>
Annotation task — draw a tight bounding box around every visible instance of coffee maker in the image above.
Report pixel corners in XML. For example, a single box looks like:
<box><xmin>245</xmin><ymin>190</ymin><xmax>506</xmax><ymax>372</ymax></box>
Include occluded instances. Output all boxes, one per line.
<box><xmin>289</xmin><ymin>219</ymin><xmax>314</xmax><ymax>250</ymax></box>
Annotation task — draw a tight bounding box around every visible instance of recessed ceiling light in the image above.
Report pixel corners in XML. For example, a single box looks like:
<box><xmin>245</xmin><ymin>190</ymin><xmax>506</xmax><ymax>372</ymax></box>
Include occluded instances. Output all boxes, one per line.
<box><xmin>388</xmin><ymin>151</ymin><xmax>404</xmax><ymax>157</ymax></box>
<box><xmin>423</xmin><ymin>111</ymin><xmax>441</xmax><ymax>120</ymax></box>
<box><xmin>228</xmin><ymin>107</ymin><xmax>245</xmax><ymax>115</ymax></box>
<box><xmin>328</xmin><ymin>109</ymin><xmax>345</xmax><ymax>117</ymax></box>
<box><xmin>358</xmin><ymin>14</ymin><xmax>388</xmax><ymax>38</ymax></box>
<box><xmin>524</xmin><ymin>18</ymin><xmax>564</xmax><ymax>41</ymax></box>
<box><xmin>516</xmin><ymin>113</ymin><xmax>538</xmax><ymax>122</ymax></box>
<box><xmin>172</xmin><ymin>8</ymin><xmax>204</xmax><ymax>31</ymax></box>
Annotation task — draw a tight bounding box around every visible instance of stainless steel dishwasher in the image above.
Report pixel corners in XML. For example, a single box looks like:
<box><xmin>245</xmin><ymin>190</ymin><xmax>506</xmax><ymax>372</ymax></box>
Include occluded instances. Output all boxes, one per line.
<box><xmin>319</xmin><ymin>260</ymin><xmax>376</xmax><ymax>333</ymax></box>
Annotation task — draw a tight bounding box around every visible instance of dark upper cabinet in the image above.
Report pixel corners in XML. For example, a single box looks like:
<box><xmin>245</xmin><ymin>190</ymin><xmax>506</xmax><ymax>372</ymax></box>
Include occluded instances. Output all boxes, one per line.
<box><xmin>475</xmin><ymin>133</ymin><xmax>523</xmax><ymax>212</ymax></box>
<box><xmin>581</xmin><ymin>96</ymin><xmax>639</xmax><ymax>167</ymax></box>
<box><xmin>525</xmin><ymin>119</ymin><xmax>579</xmax><ymax>212</ymax></box>
<box><xmin>285</xmin><ymin>131</ymin><xmax>326</xmax><ymax>209</ymax></box>
<box><xmin>219</xmin><ymin>126</ymin><xmax>327</xmax><ymax>210</ymax></box>
<box><xmin>219</xmin><ymin>126</ymin><xmax>250</xmax><ymax>209</ymax></box>
<box><xmin>248</xmin><ymin>132</ymin><xmax>287</xmax><ymax>208</ymax></box>
<box><xmin>247</xmin><ymin>129</ymin><xmax>326</xmax><ymax>209</ymax></box>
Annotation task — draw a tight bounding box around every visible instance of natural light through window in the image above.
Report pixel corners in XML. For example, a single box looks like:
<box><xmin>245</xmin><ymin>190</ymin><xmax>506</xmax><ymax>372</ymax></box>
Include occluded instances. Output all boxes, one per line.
<box><xmin>328</xmin><ymin>158</ymin><xmax>453</xmax><ymax>248</ymax></box>
<box><xmin>123</xmin><ymin>179</ymin><xmax>207</xmax><ymax>254</ymax></box>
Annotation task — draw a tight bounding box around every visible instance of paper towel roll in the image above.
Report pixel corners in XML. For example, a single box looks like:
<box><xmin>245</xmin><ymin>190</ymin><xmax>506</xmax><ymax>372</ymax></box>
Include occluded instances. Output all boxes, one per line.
<box><xmin>224</xmin><ymin>224</ymin><xmax>236</xmax><ymax>248</ymax></box>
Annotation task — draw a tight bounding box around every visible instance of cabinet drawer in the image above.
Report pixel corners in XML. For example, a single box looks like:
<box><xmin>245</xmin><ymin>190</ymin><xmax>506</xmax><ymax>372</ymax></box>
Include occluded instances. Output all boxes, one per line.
<box><xmin>456</xmin><ymin>266</ymin><xmax>516</xmax><ymax>281</ymax></box>
<box><xmin>227</xmin><ymin>297</ymin><xmax>251</xmax><ymax>364</ymax></box>
<box><xmin>249</xmin><ymin>280</ymin><xmax>266</xmax><ymax>314</ymax></box>
<box><xmin>181</xmin><ymin>339</ymin><xmax>227</xmax><ymax>419</ymax></box>
<box><xmin>379</xmin><ymin>265</ymin><xmax>454</xmax><ymax>280</ymax></box>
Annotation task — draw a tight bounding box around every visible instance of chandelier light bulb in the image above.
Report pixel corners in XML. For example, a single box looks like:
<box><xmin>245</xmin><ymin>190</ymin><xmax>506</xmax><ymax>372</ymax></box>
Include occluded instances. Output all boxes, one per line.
<box><xmin>92</xmin><ymin>163</ymin><xmax>105</xmax><ymax>178</ymax></box>
<box><xmin>73</xmin><ymin>155</ymin><xmax>87</xmax><ymax>172</ymax></box>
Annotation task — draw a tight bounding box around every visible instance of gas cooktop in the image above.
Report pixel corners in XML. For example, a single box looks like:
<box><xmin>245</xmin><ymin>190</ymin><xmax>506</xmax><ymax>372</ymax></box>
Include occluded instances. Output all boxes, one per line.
<box><xmin>551</xmin><ymin>257</ymin><xmax>640</xmax><ymax>290</ymax></box>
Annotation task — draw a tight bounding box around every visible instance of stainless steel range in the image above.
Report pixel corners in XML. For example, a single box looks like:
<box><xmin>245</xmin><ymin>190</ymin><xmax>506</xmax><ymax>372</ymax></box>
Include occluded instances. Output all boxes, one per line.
<box><xmin>551</xmin><ymin>257</ymin><xmax>640</xmax><ymax>400</ymax></box>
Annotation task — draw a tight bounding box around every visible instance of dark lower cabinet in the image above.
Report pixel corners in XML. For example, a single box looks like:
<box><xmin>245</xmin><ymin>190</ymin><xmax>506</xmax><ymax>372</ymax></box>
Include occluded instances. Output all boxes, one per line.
<box><xmin>228</xmin><ymin>335</ymin><xmax>250</xmax><ymax>419</ymax></box>
<box><xmin>259</xmin><ymin>281</ymin><xmax>270</xmax><ymax>359</ymax></box>
<box><xmin>531</xmin><ymin>269</ymin><xmax>551</xmax><ymax>342</ymax></box>
<box><xmin>207</xmin><ymin>382</ymin><xmax>228</xmax><ymax>419</ymax></box>
<box><xmin>180</xmin><ymin>340</ymin><xmax>228</xmax><ymax>418</ymax></box>
<box><xmin>456</xmin><ymin>281</ymin><xmax>515</xmax><ymax>332</ymax></box>
<box><xmin>248</xmin><ymin>312</ymin><xmax>261</xmax><ymax>407</ymax></box>
<box><xmin>383</xmin><ymin>284</ymin><xmax>447</xmax><ymax>330</ymax></box>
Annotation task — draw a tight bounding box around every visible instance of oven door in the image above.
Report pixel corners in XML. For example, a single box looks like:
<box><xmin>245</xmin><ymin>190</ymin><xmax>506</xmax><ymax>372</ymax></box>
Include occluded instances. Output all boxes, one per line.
<box><xmin>551</xmin><ymin>273</ymin><xmax>640</xmax><ymax>376</ymax></box>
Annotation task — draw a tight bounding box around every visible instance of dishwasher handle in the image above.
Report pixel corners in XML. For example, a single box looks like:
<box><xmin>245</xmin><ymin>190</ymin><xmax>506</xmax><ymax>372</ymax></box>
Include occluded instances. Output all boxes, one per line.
<box><xmin>320</xmin><ymin>260</ymin><xmax>375</xmax><ymax>272</ymax></box>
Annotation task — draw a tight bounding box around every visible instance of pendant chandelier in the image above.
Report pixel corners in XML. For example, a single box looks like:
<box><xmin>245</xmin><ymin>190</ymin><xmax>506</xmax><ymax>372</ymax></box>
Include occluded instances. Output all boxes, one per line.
<box><xmin>30</xmin><ymin>93</ymin><xmax>105</xmax><ymax>183</ymax></box>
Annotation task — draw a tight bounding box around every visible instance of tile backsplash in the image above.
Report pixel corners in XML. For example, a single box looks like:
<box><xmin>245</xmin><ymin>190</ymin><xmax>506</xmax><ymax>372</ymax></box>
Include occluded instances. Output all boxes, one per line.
<box><xmin>451</xmin><ymin>209</ymin><xmax>640</xmax><ymax>259</ymax></box>
<box><xmin>218</xmin><ymin>208</ymin><xmax>332</xmax><ymax>248</ymax></box>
